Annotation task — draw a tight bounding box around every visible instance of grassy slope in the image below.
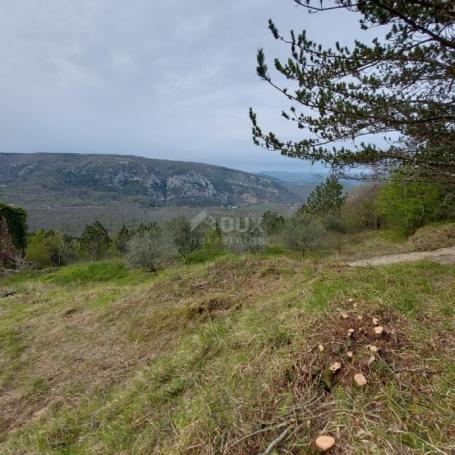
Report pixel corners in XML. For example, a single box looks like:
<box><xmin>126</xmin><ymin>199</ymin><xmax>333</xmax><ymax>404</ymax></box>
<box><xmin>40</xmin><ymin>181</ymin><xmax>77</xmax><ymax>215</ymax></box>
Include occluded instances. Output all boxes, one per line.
<box><xmin>334</xmin><ymin>222</ymin><xmax>455</xmax><ymax>261</ymax></box>
<box><xmin>0</xmin><ymin>254</ymin><xmax>454</xmax><ymax>454</ymax></box>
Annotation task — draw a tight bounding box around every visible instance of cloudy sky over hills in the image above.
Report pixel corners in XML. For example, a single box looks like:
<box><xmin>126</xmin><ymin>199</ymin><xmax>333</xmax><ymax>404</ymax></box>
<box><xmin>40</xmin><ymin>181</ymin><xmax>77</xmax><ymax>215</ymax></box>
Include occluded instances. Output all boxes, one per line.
<box><xmin>0</xmin><ymin>1</ymin><xmax>364</xmax><ymax>172</ymax></box>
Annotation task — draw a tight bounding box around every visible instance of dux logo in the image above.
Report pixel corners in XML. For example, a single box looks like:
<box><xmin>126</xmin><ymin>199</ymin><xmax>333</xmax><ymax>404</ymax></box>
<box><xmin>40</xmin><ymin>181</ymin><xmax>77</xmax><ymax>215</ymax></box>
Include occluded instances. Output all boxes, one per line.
<box><xmin>191</xmin><ymin>210</ymin><xmax>264</xmax><ymax>234</ymax></box>
<box><xmin>190</xmin><ymin>210</ymin><xmax>217</xmax><ymax>231</ymax></box>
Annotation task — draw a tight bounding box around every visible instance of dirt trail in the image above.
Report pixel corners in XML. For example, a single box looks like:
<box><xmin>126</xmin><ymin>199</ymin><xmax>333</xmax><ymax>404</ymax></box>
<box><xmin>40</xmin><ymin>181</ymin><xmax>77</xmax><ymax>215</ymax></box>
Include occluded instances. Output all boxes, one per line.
<box><xmin>348</xmin><ymin>246</ymin><xmax>455</xmax><ymax>267</ymax></box>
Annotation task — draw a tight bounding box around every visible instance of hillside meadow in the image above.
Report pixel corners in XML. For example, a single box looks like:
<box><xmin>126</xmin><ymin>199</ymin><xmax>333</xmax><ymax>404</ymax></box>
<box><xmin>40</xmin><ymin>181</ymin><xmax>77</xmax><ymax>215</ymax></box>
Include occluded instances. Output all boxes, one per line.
<box><xmin>1</xmin><ymin>1</ymin><xmax>454</xmax><ymax>453</ymax></box>
<box><xmin>0</xmin><ymin>246</ymin><xmax>454</xmax><ymax>454</ymax></box>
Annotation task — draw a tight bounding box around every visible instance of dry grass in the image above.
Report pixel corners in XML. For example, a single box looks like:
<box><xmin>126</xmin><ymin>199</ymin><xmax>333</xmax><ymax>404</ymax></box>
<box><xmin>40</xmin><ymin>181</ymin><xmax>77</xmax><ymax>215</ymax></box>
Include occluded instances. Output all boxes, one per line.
<box><xmin>0</xmin><ymin>257</ymin><xmax>299</xmax><ymax>440</ymax></box>
<box><xmin>408</xmin><ymin>222</ymin><xmax>455</xmax><ymax>251</ymax></box>
<box><xmin>337</xmin><ymin>223</ymin><xmax>455</xmax><ymax>262</ymax></box>
<box><xmin>0</xmin><ymin>254</ymin><xmax>454</xmax><ymax>454</ymax></box>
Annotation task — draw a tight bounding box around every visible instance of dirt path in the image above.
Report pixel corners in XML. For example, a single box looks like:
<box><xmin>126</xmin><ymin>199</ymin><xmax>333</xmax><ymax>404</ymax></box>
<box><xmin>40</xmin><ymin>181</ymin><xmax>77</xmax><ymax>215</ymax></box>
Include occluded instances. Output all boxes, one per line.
<box><xmin>348</xmin><ymin>246</ymin><xmax>455</xmax><ymax>267</ymax></box>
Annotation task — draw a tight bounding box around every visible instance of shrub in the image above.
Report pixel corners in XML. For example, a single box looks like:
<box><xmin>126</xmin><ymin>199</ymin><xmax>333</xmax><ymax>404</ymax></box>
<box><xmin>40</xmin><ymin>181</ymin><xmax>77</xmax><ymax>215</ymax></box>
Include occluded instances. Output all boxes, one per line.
<box><xmin>27</xmin><ymin>230</ymin><xmax>76</xmax><ymax>267</ymax></box>
<box><xmin>126</xmin><ymin>231</ymin><xmax>178</xmax><ymax>271</ymax></box>
<box><xmin>323</xmin><ymin>213</ymin><xmax>347</xmax><ymax>234</ymax></box>
<box><xmin>27</xmin><ymin>230</ymin><xmax>52</xmax><ymax>267</ymax></box>
<box><xmin>260</xmin><ymin>211</ymin><xmax>285</xmax><ymax>236</ymax></box>
<box><xmin>164</xmin><ymin>216</ymin><xmax>194</xmax><ymax>256</ymax></box>
<box><xmin>226</xmin><ymin>223</ymin><xmax>266</xmax><ymax>254</ymax></box>
<box><xmin>0</xmin><ymin>216</ymin><xmax>19</xmax><ymax>268</ymax></box>
<box><xmin>282</xmin><ymin>215</ymin><xmax>332</xmax><ymax>257</ymax></box>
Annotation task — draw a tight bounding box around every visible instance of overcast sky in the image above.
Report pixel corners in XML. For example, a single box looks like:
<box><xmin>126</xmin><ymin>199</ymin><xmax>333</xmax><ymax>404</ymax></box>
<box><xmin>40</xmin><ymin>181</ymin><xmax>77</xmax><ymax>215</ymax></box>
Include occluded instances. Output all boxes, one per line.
<box><xmin>0</xmin><ymin>0</ymin><xmax>365</xmax><ymax>173</ymax></box>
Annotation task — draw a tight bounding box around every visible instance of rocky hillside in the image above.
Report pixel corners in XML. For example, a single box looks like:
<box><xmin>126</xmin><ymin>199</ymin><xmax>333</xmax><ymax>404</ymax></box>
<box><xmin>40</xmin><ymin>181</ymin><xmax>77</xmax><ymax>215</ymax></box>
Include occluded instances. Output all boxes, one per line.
<box><xmin>0</xmin><ymin>153</ymin><xmax>297</xmax><ymax>208</ymax></box>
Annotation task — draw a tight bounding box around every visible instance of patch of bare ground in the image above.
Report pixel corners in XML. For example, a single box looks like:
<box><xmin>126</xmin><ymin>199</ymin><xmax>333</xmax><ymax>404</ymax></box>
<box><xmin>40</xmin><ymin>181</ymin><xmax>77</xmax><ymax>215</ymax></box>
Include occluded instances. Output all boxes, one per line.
<box><xmin>295</xmin><ymin>308</ymin><xmax>409</xmax><ymax>391</ymax></box>
<box><xmin>348</xmin><ymin>246</ymin><xmax>455</xmax><ymax>266</ymax></box>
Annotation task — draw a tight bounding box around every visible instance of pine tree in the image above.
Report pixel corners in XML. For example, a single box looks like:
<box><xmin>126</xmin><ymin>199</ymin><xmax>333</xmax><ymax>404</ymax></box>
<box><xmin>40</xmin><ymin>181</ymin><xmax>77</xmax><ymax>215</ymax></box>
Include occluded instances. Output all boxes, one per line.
<box><xmin>114</xmin><ymin>225</ymin><xmax>131</xmax><ymax>255</ymax></box>
<box><xmin>0</xmin><ymin>203</ymin><xmax>27</xmax><ymax>253</ymax></box>
<box><xmin>250</xmin><ymin>1</ymin><xmax>455</xmax><ymax>182</ymax></box>
<box><xmin>79</xmin><ymin>221</ymin><xmax>111</xmax><ymax>260</ymax></box>
<box><xmin>300</xmin><ymin>175</ymin><xmax>346</xmax><ymax>216</ymax></box>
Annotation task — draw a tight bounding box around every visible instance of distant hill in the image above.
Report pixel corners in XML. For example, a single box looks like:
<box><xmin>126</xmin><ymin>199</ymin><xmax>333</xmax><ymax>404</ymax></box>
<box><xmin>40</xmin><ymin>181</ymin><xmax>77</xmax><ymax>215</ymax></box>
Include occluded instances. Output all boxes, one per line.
<box><xmin>0</xmin><ymin>153</ymin><xmax>299</xmax><ymax>232</ymax></box>
<box><xmin>0</xmin><ymin>153</ymin><xmax>298</xmax><ymax>208</ymax></box>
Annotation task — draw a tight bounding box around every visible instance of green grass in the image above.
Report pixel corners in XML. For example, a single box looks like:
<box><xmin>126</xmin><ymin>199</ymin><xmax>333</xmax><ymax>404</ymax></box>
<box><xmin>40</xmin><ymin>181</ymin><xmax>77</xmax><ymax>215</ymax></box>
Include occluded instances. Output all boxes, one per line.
<box><xmin>0</xmin><ymin>253</ymin><xmax>454</xmax><ymax>454</ymax></box>
<box><xmin>183</xmin><ymin>248</ymin><xmax>228</xmax><ymax>264</ymax></box>
<box><xmin>0</xmin><ymin>260</ymin><xmax>151</xmax><ymax>289</ymax></box>
<box><xmin>44</xmin><ymin>261</ymin><xmax>131</xmax><ymax>284</ymax></box>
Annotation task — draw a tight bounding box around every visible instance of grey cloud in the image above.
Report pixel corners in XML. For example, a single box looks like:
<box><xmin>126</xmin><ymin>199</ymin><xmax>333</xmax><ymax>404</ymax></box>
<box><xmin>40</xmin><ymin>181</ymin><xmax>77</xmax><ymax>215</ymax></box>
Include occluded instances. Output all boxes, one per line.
<box><xmin>0</xmin><ymin>0</ymin><xmax>363</xmax><ymax>172</ymax></box>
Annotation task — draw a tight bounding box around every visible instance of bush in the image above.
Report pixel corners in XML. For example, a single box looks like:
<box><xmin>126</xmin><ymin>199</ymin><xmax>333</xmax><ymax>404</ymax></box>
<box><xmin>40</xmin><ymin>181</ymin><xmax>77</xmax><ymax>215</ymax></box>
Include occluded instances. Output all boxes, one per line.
<box><xmin>126</xmin><ymin>231</ymin><xmax>178</xmax><ymax>271</ymax></box>
<box><xmin>27</xmin><ymin>230</ymin><xmax>77</xmax><ymax>268</ymax></box>
<box><xmin>203</xmin><ymin>225</ymin><xmax>224</xmax><ymax>252</ymax></box>
<box><xmin>27</xmin><ymin>230</ymin><xmax>52</xmax><ymax>267</ymax></box>
<box><xmin>282</xmin><ymin>215</ymin><xmax>332</xmax><ymax>257</ymax></box>
<box><xmin>260</xmin><ymin>211</ymin><xmax>285</xmax><ymax>236</ymax></box>
<box><xmin>164</xmin><ymin>216</ymin><xmax>194</xmax><ymax>256</ymax></box>
<box><xmin>323</xmin><ymin>213</ymin><xmax>347</xmax><ymax>234</ymax></box>
<box><xmin>226</xmin><ymin>223</ymin><xmax>266</xmax><ymax>254</ymax></box>
<box><xmin>0</xmin><ymin>216</ymin><xmax>20</xmax><ymax>268</ymax></box>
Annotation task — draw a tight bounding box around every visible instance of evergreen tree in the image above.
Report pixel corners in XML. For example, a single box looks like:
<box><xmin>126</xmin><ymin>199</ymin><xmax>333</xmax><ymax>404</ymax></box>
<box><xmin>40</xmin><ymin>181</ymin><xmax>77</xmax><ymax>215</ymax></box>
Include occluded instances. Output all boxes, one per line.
<box><xmin>0</xmin><ymin>203</ymin><xmax>27</xmax><ymax>253</ymax></box>
<box><xmin>114</xmin><ymin>225</ymin><xmax>131</xmax><ymax>255</ymax></box>
<box><xmin>135</xmin><ymin>222</ymin><xmax>161</xmax><ymax>237</ymax></box>
<box><xmin>300</xmin><ymin>175</ymin><xmax>346</xmax><ymax>216</ymax></box>
<box><xmin>250</xmin><ymin>1</ymin><xmax>455</xmax><ymax>181</ymax></box>
<box><xmin>79</xmin><ymin>221</ymin><xmax>111</xmax><ymax>260</ymax></box>
<box><xmin>0</xmin><ymin>216</ymin><xmax>17</xmax><ymax>267</ymax></box>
